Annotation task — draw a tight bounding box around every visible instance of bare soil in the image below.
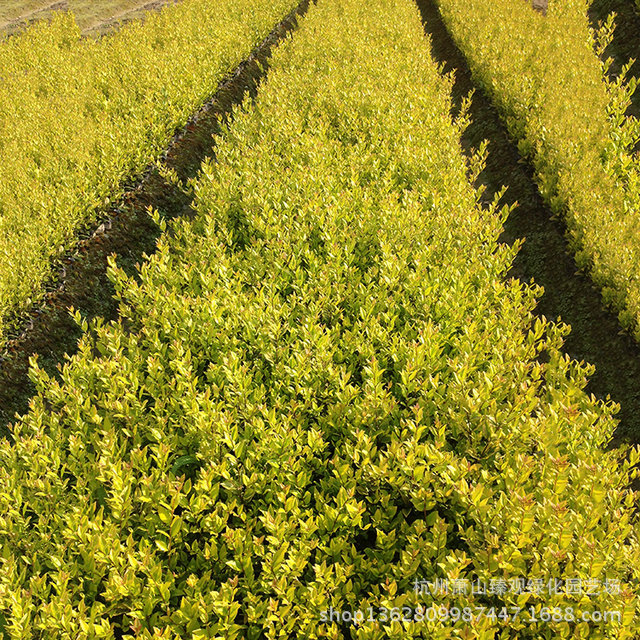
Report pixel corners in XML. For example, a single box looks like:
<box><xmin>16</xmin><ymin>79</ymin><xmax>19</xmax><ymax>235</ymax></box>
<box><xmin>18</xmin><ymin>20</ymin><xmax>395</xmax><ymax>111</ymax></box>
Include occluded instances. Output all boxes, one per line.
<box><xmin>0</xmin><ymin>0</ymin><xmax>178</xmax><ymax>37</ymax></box>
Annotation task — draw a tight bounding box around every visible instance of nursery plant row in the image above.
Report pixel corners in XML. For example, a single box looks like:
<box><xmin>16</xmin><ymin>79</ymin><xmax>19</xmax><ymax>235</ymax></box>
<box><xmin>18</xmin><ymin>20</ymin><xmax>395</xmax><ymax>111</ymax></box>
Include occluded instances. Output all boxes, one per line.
<box><xmin>434</xmin><ymin>0</ymin><xmax>640</xmax><ymax>341</ymax></box>
<box><xmin>0</xmin><ymin>0</ymin><xmax>296</xmax><ymax>348</ymax></box>
<box><xmin>0</xmin><ymin>0</ymin><xmax>638</xmax><ymax>637</ymax></box>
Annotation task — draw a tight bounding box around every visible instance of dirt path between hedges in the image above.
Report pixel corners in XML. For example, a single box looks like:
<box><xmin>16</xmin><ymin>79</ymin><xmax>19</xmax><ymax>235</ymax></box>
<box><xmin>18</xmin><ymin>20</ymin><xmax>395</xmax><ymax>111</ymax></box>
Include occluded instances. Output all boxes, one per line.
<box><xmin>1</xmin><ymin>0</ymin><xmax>179</xmax><ymax>38</ymax></box>
<box><xmin>0</xmin><ymin>0</ymin><xmax>311</xmax><ymax>433</ymax></box>
<box><xmin>589</xmin><ymin>0</ymin><xmax>640</xmax><ymax>128</ymax></box>
<box><xmin>531</xmin><ymin>0</ymin><xmax>548</xmax><ymax>16</ymax></box>
<box><xmin>416</xmin><ymin>0</ymin><xmax>640</xmax><ymax>445</ymax></box>
<box><xmin>0</xmin><ymin>1</ymin><xmax>67</xmax><ymax>31</ymax></box>
<box><xmin>83</xmin><ymin>0</ymin><xmax>178</xmax><ymax>37</ymax></box>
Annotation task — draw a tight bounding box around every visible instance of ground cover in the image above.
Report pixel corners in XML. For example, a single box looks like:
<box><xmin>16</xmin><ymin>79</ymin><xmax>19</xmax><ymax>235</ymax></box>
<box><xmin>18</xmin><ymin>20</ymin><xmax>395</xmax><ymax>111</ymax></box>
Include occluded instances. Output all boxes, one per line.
<box><xmin>0</xmin><ymin>0</ymin><xmax>296</xmax><ymax>349</ymax></box>
<box><xmin>0</xmin><ymin>0</ymin><xmax>638</xmax><ymax>636</ymax></box>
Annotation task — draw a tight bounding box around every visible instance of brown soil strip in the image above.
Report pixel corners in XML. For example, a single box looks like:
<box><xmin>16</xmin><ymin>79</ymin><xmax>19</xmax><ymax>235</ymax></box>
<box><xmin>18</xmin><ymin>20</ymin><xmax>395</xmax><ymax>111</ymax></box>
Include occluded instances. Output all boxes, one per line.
<box><xmin>104</xmin><ymin>0</ymin><xmax>175</xmax><ymax>22</ymax></box>
<box><xmin>0</xmin><ymin>0</ymin><xmax>311</xmax><ymax>433</ymax></box>
<box><xmin>589</xmin><ymin>0</ymin><xmax>640</xmax><ymax>126</ymax></box>
<box><xmin>0</xmin><ymin>1</ymin><xmax>67</xmax><ymax>30</ymax></box>
<box><xmin>531</xmin><ymin>0</ymin><xmax>547</xmax><ymax>16</ymax></box>
<box><xmin>416</xmin><ymin>0</ymin><xmax>640</xmax><ymax>446</ymax></box>
<box><xmin>85</xmin><ymin>0</ymin><xmax>178</xmax><ymax>35</ymax></box>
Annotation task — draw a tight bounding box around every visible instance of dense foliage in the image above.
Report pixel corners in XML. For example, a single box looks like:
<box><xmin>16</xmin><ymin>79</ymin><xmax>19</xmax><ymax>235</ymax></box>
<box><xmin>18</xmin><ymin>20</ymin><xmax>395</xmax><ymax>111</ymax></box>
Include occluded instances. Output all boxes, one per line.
<box><xmin>0</xmin><ymin>0</ymin><xmax>638</xmax><ymax>637</ymax></box>
<box><xmin>0</xmin><ymin>0</ymin><xmax>295</xmax><ymax>348</ymax></box>
<box><xmin>434</xmin><ymin>0</ymin><xmax>640</xmax><ymax>340</ymax></box>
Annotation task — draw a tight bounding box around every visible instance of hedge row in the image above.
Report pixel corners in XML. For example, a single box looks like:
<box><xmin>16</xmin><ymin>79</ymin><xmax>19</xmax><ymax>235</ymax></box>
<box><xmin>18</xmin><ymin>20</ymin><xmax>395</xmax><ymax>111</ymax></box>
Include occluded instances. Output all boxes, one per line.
<box><xmin>0</xmin><ymin>0</ymin><xmax>296</xmax><ymax>348</ymax></box>
<box><xmin>434</xmin><ymin>0</ymin><xmax>640</xmax><ymax>340</ymax></box>
<box><xmin>0</xmin><ymin>0</ymin><xmax>639</xmax><ymax>637</ymax></box>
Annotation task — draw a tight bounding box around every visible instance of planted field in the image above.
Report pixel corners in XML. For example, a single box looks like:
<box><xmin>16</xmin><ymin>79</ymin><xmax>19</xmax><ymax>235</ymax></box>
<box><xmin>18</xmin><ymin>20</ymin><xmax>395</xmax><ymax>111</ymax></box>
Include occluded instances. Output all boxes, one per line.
<box><xmin>416</xmin><ymin>0</ymin><xmax>640</xmax><ymax>443</ymax></box>
<box><xmin>0</xmin><ymin>0</ymin><xmax>639</xmax><ymax>637</ymax></box>
<box><xmin>433</xmin><ymin>0</ymin><xmax>640</xmax><ymax>343</ymax></box>
<box><xmin>0</xmin><ymin>1</ymin><xmax>179</xmax><ymax>37</ymax></box>
<box><xmin>0</xmin><ymin>0</ymin><xmax>296</xmax><ymax>349</ymax></box>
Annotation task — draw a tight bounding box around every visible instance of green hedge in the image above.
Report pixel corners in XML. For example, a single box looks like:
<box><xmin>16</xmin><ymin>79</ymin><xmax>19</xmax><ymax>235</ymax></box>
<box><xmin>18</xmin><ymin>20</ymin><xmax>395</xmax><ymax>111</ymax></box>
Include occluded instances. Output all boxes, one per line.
<box><xmin>0</xmin><ymin>0</ymin><xmax>296</xmax><ymax>348</ymax></box>
<box><xmin>0</xmin><ymin>0</ymin><xmax>638</xmax><ymax>637</ymax></box>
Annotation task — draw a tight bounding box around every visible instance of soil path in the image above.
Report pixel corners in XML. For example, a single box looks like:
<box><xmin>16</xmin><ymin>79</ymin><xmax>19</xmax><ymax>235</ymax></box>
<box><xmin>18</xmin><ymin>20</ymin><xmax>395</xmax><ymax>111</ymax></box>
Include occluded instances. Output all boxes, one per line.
<box><xmin>531</xmin><ymin>0</ymin><xmax>547</xmax><ymax>15</ymax></box>
<box><xmin>0</xmin><ymin>1</ymin><xmax>67</xmax><ymax>30</ymax></box>
<box><xmin>589</xmin><ymin>0</ymin><xmax>640</xmax><ymax>127</ymax></box>
<box><xmin>0</xmin><ymin>0</ymin><xmax>311</xmax><ymax>433</ymax></box>
<box><xmin>83</xmin><ymin>0</ymin><xmax>178</xmax><ymax>36</ymax></box>
<box><xmin>416</xmin><ymin>0</ymin><xmax>640</xmax><ymax>445</ymax></box>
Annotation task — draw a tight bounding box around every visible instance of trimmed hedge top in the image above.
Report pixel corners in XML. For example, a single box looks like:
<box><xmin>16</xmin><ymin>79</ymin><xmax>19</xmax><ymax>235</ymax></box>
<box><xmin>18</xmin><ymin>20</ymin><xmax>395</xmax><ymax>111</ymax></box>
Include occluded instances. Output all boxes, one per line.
<box><xmin>0</xmin><ymin>0</ymin><xmax>638</xmax><ymax>637</ymax></box>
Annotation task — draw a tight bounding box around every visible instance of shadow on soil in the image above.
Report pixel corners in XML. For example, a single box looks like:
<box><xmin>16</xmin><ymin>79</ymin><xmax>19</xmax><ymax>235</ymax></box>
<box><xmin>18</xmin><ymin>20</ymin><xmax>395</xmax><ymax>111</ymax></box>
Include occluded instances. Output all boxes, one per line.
<box><xmin>589</xmin><ymin>0</ymin><xmax>640</xmax><ymax>124</ymax></box>
<box><xmin>0</xmin><ymin>0</ymin><xmax>310</xmax><ymax>434</ymax></box>
<box><xmin>416</xmin><ymin>0</ymin><xmax>640</xmax><ymax>445</ymax></box>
